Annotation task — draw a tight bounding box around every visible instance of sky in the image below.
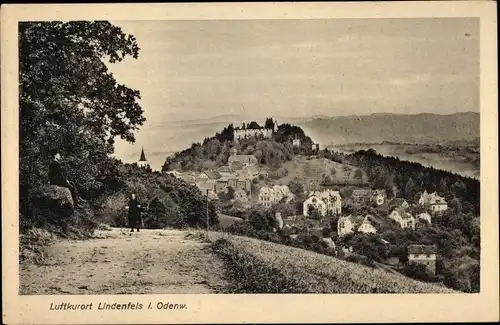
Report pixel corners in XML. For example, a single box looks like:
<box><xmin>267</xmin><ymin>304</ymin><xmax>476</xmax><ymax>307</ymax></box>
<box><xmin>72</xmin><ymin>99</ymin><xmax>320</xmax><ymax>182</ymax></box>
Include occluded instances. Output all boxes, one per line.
<box><xmin>106</xmin><ymin>18</ymin><xmax>479</xmax><ymax>170</ymax></box>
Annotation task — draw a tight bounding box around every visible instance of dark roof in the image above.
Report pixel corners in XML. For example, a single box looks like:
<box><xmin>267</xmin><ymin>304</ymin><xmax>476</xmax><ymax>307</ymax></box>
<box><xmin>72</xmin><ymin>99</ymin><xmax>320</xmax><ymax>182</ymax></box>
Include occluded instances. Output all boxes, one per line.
<box><xmin>388</xmin><ymin>198</ymin><xmax>407</xmax><ymax>206</ymax></box>
<box><xmin>352</xmin><ymin>189</ymin><xmax>372</xmax><ymax>197</ymax></box>
<box><xmin>139</xmin><ymin>147</ymin><xmax>147</xmax><ymax>161</ymax></box>
<box><xmin>392</xmin><ymin>207</ymin><xmax>412</xmax><ymax>219</ymax></box>
<box><xmin>218</xmin><ymin>165</ymin><xmax>232</xmax><ymax>173</ymax></box>
<box><xmin>203</xmin><ymin>170</ymin><xmax>222</xmax><ymax>179</ymax></box>
<box><xmin>408</xmin><ymin>244</ymin><xmax>437</xmax><ymax>255</ymax></box>
<box><xmin>230</xmin><ymin>161</ymin><xmax>245</xmax><ymax>170</ymax></box>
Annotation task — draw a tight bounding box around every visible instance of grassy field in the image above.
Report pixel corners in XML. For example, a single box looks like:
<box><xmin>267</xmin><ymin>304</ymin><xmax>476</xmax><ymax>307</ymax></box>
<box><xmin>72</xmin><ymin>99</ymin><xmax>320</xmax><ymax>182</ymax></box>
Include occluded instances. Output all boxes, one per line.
<box><xmin>274</xmin><ymin>155</ymin><xmax>367</xmax><ymax>190</ymax></box>
<box><xmin>331</xmin><ymin>143</ymin><xmax>479</xmax><ymax>179</ymax></box>
<box><xmin>217</xmin><ymin>213</ymin><xmax>245</xmax><ymax>229</ymax></box>
<box><xmin>207</xmin><ymin>232</ymin><xmax>457</xmax><ymax>294</ymax></box>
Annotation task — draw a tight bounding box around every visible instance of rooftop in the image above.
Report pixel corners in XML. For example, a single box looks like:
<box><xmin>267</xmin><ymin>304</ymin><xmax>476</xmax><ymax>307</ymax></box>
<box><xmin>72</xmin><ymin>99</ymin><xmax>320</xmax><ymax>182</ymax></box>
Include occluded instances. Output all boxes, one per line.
<box><xmin>408</xmin><ymin>244</ymin><xmax>437</xmax><ymax>255</ymax></box>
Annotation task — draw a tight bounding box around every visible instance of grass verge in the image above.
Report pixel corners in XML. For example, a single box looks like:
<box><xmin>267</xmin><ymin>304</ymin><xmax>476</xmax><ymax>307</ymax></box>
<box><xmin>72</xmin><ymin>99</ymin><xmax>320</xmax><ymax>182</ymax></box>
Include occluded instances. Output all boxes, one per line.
<box><xmin>210</xmin><ymin>233</ymin><xmax>458</xmax><ymax>294</ymax></box>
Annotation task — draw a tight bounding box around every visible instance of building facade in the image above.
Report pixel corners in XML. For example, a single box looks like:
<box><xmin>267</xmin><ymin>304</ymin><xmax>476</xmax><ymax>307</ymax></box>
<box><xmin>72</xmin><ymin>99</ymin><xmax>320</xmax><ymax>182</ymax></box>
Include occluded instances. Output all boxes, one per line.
<box><xmin>419</xmin><ymin>190</ymin><xmax>448</xmax><ymax>213</ymax></box>
<box><xmin>407</xmin><ymin>244</ymin><xmax>437</xmax><ymax>274</ymax></box>
<box><xmin>389</xmin><ymin>208</ymin><xmax>416</xmax><ymax>230</ymax></box>
<box><xmin>303</xmin><ymin>190</ymin><xmax>342</xmax><ymax>217</ymax></box>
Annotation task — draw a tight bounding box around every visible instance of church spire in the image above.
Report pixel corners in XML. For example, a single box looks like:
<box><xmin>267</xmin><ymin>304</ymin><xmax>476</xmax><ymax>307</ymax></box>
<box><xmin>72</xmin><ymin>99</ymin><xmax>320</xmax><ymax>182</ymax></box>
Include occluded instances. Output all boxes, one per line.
<box><xmin>139</xmin><ymin>146</ymin><xmax>147</xmax><ymax>162</ymax></box>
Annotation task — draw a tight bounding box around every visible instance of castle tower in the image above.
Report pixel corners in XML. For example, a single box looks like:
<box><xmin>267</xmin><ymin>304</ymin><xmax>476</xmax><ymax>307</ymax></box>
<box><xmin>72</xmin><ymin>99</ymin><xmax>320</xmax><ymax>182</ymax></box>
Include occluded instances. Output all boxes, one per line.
<box><xmin>138</xmin><ymin>146</ymin><xmax>149</xmax><ymax>168</ymax></box>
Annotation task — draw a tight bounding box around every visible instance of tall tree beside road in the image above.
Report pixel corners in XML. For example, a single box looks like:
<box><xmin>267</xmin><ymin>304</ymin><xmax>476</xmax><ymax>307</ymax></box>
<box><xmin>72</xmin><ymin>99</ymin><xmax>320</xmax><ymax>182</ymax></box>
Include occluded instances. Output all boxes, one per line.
<box><xmin>19</xmin><ymin>21</ymin><xmax>145</xmax><ymax>212</ymax></box>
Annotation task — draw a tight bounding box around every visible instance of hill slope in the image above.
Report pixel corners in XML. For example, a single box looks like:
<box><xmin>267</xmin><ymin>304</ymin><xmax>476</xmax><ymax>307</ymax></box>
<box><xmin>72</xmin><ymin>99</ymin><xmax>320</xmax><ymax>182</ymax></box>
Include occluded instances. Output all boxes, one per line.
<box><xmin>209</xmin><ymin>233</ymin><xmax>456</xmax><ymax>293</ymax></box>
<box><xmin>299</xmin><ymin>112</ymin><xmax>479</xmax><ymax>145</ymax></box>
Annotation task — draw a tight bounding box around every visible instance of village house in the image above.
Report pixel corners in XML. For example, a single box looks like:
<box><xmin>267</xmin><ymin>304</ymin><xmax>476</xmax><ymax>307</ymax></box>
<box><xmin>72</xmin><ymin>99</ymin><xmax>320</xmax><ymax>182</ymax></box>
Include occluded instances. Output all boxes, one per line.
<box><xmin>418</xmin><ymin>190</ymin><xmax>448</xmax><ymax>213</ymax></box>
<box><xmin>258</xmin><ymin>185</ymin><xmax>294</xmax><ymax>208</ymax></box>
<box><xmin>292</xmin><ymin>138</ymin><xmax>301</xmax><ymax>147</ymax></box>
<box><xmin>214</xmin><ymin>180</ymin><xmax>229</xmax><ymax>194</ymax></box>
<box><xmin>311</xmin><ymin>143</ymin><xmax>320</xmax><ymax>151</ymax></box>
<box><xmin>239</xmin><ymin>165</ymin><xmax>260</xmax><ymax>179</ymax></box>
<box><xmin>387</xmin><ymin>198</ymin><xmax>410</xmax><ymax>209</ymax></box>
<box><xmin>337</xmin><ymin>215</ymin><xmax>376</xmax><ymax>237</ymax></box>
<box><xmin>234</xmin><ymin>188</ymin><xmax>249</xmax><ymax>202</ymax></box>
<box><xmin>389</xmin><ymin>207</ymin><xmax>415</xmax><ymax>230</ymax></box>
<box><xmin>417</xmin><ymin>211</ymin><xmax>432</xmax><ymax>224</ymax></box>
<box><xmin>198</xmin><ymin>170</ymin><xmax>222</xmax><ymax>183</ymax></box>
<box><xmin>229</xmin><ymin>160</ymin><xmax>246</xmax><ymax>171</ymax></box>
<box><xmin>338</xmin><ymin>215</ymin><xmax>360</xmax><ymax>236</ymax></box>
<box><xmin>303</xmin><ymin>189</ymin><xmax>342</xmax><ymax>217</ymax></box>
<box><xmin>217</xmin><ymin>165</ymin><xmax>235</xmax><ymax>178</ymax></box>
<box><xmin>357</xmin><ymin>216</ymin><xmax>377</xmax><ymax>234</ymax></box>
<box><xmin>258</xmin><ymin>186</ymin><xmax>274</xmax><ymax>208</ymax></box>
<box><xmin>372</xmin><ymin>189</ymin><xmax>387</xmax><ymax>205</ymax></box>
<box><xmin>228</xmin><ymin>149</ymin><xmax>258</xmax><ymax>167</ymax></box>
<box><xmin>196</xmin><ymin>181</ymin><xmax>216</xmax><ymax>195</ymax></box>
<box><xmin>163</xmin><ymin>170</ymin><xmax>183</xmax><ymax>178</ymax></box>
<box><xmin>407</xmin><ymin>244</ymin><xmax>437</xmax><ymax>275</ymax></box>
<box><xmin>352</xmin><ymin>189</ymin><xmax>372</xmax><ymax>204</ymax></box>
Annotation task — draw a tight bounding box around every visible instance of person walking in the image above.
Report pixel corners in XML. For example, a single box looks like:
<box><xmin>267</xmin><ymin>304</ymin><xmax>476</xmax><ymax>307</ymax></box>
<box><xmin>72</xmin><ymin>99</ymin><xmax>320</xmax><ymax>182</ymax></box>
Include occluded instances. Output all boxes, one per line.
<box><xmin>126</xmin><ymin>193</ymin><xmax>144</xmax><ymax>232</ymax></box>
<box><xmin>48</xmin><ymin>151</ymin><xmax>86</xmax><ymax>207</ymax></box>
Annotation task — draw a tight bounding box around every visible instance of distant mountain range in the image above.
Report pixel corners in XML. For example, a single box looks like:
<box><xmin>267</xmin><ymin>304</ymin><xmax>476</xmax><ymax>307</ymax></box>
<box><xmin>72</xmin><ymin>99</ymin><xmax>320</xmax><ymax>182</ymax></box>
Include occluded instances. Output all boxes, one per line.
<box><xmin>296</xmin><ymin>112</ymin><xmax>479</xmax><ymax>146</ymax></box>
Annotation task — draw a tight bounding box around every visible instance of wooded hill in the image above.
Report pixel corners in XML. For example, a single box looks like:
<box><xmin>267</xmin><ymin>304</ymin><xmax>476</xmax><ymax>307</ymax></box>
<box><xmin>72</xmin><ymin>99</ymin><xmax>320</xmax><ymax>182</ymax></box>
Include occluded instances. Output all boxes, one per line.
<box><xmin>162</xmin><ymin>120</ymin><xmax>315</xmax><ymax>172</ymax></box>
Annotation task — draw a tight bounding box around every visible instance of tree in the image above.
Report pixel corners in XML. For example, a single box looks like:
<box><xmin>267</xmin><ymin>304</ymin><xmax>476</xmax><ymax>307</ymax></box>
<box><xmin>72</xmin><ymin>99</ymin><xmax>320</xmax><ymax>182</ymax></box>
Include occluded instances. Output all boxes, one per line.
<box><xmin>404</xmin><ymin>177</ymin><xmax>416</xmax><ymax>198</ymax></box>
<box><xmin>354</xmin><ymin>169</ymin><xmax>363</xmax><ymax>180</ymax></box>
<box><xmin>20</xmin><ymin>22</ymin><xmax>145</xmax><ymax>217</ymax></box>
<box><xmin>247</xmin><ymin>121</ymin><xmax>260</xmax><ymax>129</ymax></box>
<box><xmin>288</xmin><ymin>179</ymin><xmax>304</xmax><ymax>195</ymax></box>
<box><xmin>264</xmin><ymin>117</ymin><xmax>275</xmax><ymax>129</ymax></box>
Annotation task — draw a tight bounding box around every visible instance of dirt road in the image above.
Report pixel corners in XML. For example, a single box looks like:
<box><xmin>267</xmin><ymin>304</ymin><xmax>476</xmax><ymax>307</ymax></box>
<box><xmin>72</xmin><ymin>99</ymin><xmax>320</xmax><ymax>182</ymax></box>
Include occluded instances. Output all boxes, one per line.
<box><xmin>20</xmin><ymin>228</ymin><xmax>229</xmax><ymax>295</ymax></box>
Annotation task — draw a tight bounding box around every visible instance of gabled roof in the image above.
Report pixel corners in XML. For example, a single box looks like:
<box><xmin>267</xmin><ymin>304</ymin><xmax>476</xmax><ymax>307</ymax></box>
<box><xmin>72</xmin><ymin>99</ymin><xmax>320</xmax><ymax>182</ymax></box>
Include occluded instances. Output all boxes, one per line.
<box><xmin>392</xmin><ymin>207</ymin><xmax>413</xmax><ymax>219</ymax></box>
<box><xmin>388</xmin><ymin>198</ymin><xmax>408</xmax><ymax>207</ymax></box>
<box><xmin>338</xmin><ymin>215</ymin><xmax>364</xmax><ymax>226</ymax></box>
<box><xmin>202</xmin><ymin>170</ymin><xmax>222</xmax><ymax>179</ymax></box>
<box><xmin>229</xmin><ymin>160</ymin><xmax>246</xmax><ymax>170</ymax></box>
<box><xmin>217</xmin><ymin>165</ymin><xmax>233</xmax><ymax>173</ymax></box>
<box><xmin>408</xmin><ymin>244</ymin><xmax>437</xmax><ymax>255</ymax></box>
<box><xmin>243</xmin><ymin>165</ymin><xmax>260</xmax><ymax>175</ymax></box>
<box><xmin>352</xmin><ymin>189</ymin><xmax>372</xmax><ymax>197</ymax></box>
<box><xmin>228</xmin><ymin>154</ymin><xmax>257</xmax><ymax>163</ymax></box>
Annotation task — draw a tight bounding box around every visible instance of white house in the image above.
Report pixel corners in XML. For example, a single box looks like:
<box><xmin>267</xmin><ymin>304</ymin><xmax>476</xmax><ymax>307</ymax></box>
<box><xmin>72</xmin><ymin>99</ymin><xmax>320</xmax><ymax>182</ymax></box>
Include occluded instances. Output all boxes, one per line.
<box><xmin>338</xmin><ymin>215</ymin><xmax>377</xmax><ymax>237</ymax></box>
<box><xmin>292</xmin><ymin>138</ymin><xmax>301</xmax><ymax>147</ymax></box>
<box><xmin>258</xmin><ymin>185</ymin><xmax>294</xmax><ymax>208</ymax></box>
<box><xmin>389</xmin><ymin>207</ymin><xmax>416</xmax><ymax>230</ymax></box>
<box><xmin>388</xmin><ymin>198</ymin><xmax>410</xmax><ymax>209</ymax></box>
<box><xmin>303</xmin><ymin>195</ymin><xmax>328</xmax><ymax>217</ymax></box>
<box><xmin>418</xmin><ymin>190</ymin><xmax>448</xmax><ymax>213</ymax></box>
<box><xmin>303</xmin><ymin>190</ymin><xmax>342</xmax><ymax>217</ymax></box>
<box><xmin>357</xmin><ymin>216</ymin><xmax>377</xmax><ymax>234</ymax></box>
<box><xmin>259</xmin><ymin>186</ymin><xmax>274</xmax><ymax>208</ymax></box>
<box><xmin>407</xmin><ymin>244</ymin><xmax>437</xmax><ymax>274</ymax></box>
<box><xmin>417</xmin><ymin>211</ymin><xmax>432</xmax><ymax>224</ymax></box>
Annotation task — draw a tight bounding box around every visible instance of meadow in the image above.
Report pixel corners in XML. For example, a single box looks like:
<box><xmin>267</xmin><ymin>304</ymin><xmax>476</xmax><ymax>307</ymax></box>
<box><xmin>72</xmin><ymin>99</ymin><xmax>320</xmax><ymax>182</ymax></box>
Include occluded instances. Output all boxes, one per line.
<box><xmin>207</xmin><ymin>232</ymin><xmax>457</xmax><ymax>294</ymax></box>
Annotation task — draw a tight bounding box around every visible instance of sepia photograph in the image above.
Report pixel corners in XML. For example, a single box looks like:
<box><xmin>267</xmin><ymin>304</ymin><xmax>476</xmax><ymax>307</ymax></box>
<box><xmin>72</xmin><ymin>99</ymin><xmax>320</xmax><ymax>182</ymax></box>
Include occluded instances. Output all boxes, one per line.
<box><xmin>2</xmin><ymin>2</ymin><xmax>498</xmax><ymax>324</ymax></box>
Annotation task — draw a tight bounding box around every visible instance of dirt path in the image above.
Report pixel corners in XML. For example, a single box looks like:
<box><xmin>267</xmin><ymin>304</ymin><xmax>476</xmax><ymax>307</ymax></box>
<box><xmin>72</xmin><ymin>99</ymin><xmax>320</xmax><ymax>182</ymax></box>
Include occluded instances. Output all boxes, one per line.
<box><xmin>20</xmin><ymin>228</ymin><xmax>229</xmax><ymax>295</ymax></box>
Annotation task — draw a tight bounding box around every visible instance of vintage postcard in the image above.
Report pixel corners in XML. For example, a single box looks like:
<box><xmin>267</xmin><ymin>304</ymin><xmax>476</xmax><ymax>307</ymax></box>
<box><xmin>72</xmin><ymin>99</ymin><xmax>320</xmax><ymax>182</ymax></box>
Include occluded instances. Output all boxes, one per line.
<box><xmin>2</xmin><ymin>1</ymin><xmax>498</xmax><ymax>324</ymax></box>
